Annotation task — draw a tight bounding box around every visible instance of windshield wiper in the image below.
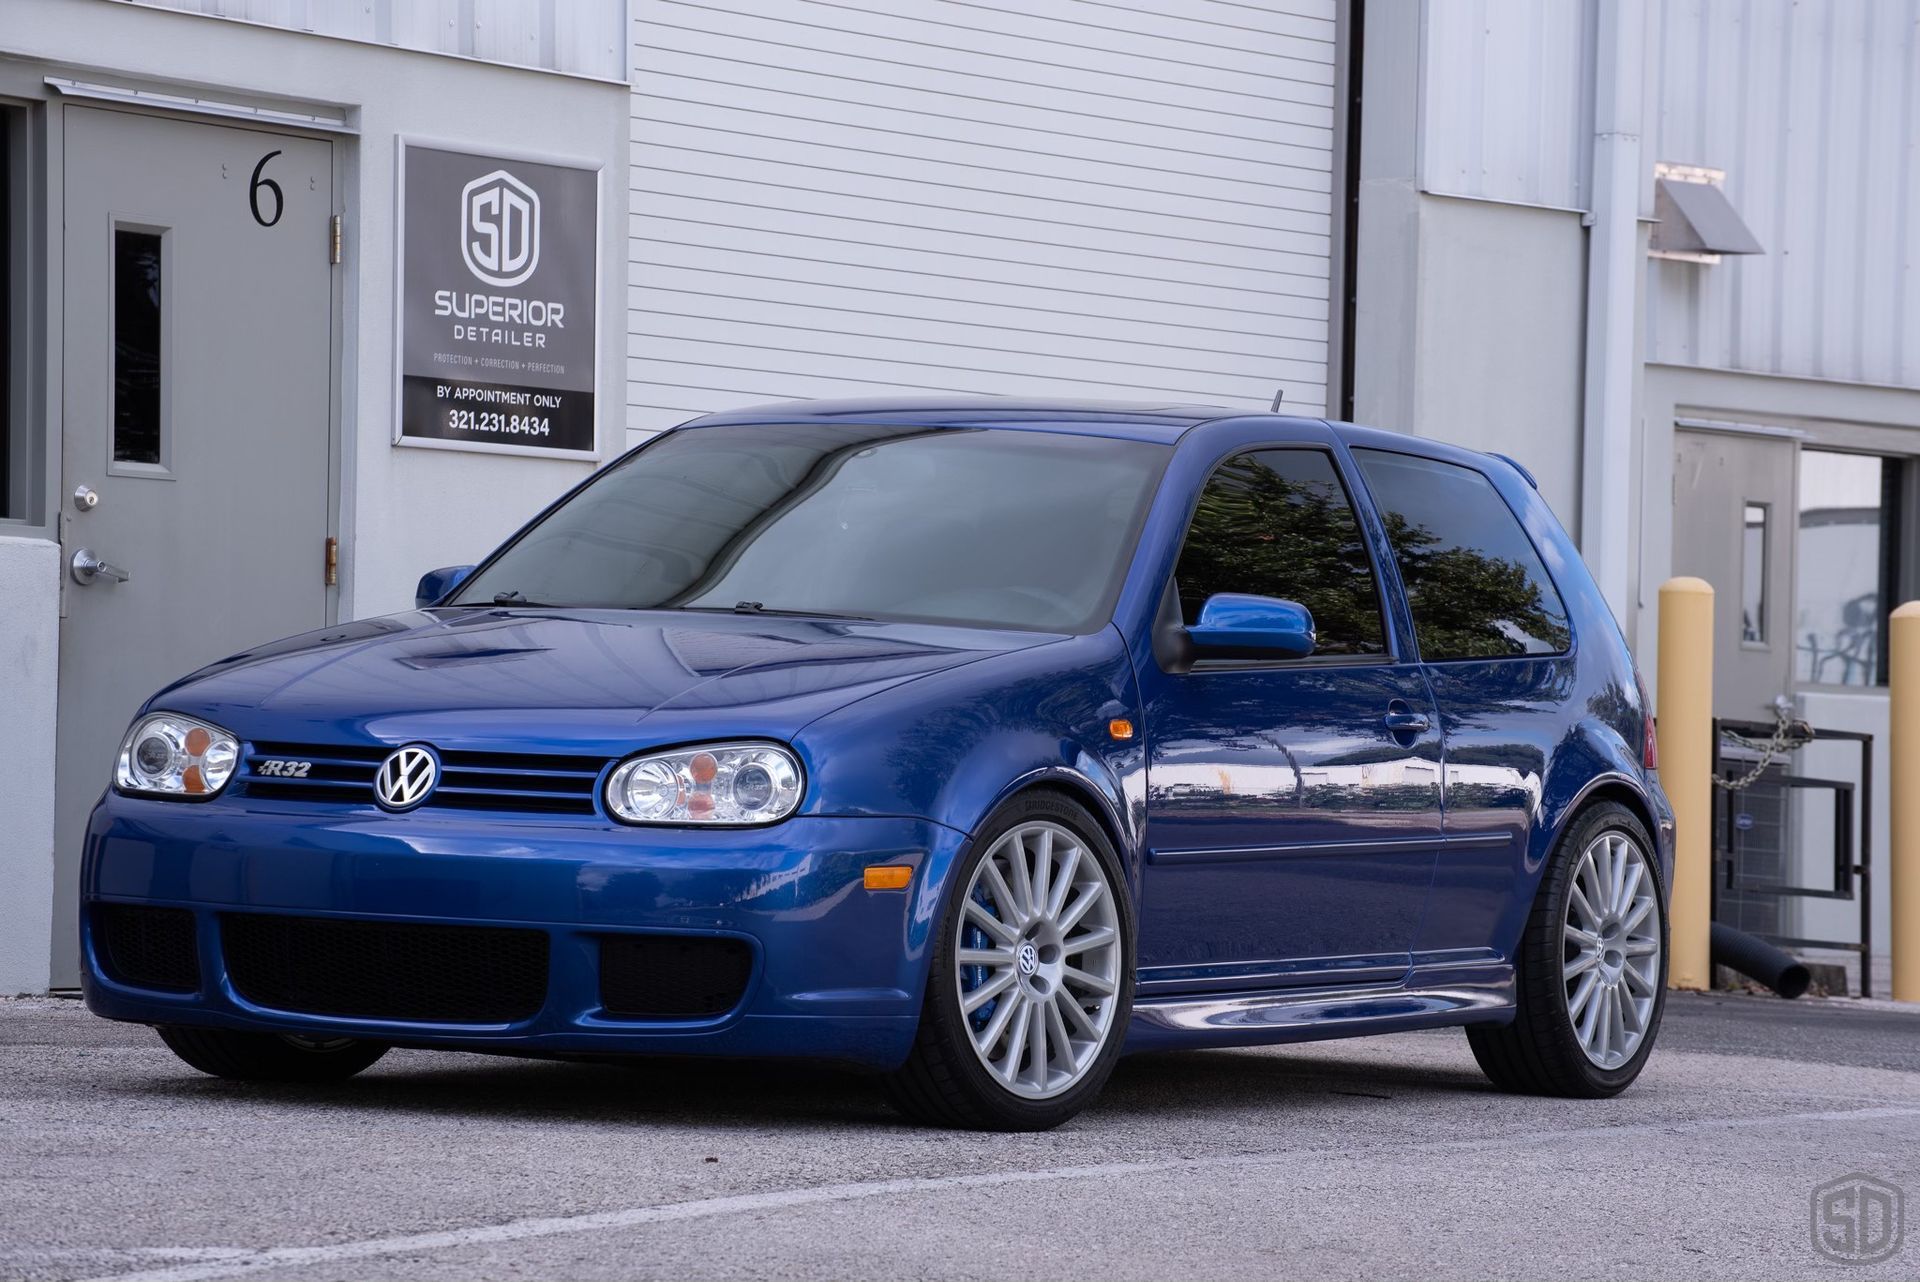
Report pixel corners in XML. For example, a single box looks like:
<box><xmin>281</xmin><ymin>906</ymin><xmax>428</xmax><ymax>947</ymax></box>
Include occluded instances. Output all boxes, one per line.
<box><xmin>491</xmin><ymin>590</ymin><xmax>561</xmax><ymax>608</ymax></box>
<box><xmin>676</xmin><ymin>601</ymin><xmax>877</xmax><ymax>622</ymax></box>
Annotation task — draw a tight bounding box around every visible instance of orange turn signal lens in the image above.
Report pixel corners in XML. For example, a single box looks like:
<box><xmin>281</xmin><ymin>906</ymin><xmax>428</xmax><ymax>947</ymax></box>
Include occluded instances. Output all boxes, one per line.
<box><xmin>1108</xmin><ymin>718</ymin><xmax>1136</xmax><ymax>741</ymax></box>
<box><xmin>863</xmin><ymin>865</ymin><xmax>913</xmax><ymax>891</ymax></box>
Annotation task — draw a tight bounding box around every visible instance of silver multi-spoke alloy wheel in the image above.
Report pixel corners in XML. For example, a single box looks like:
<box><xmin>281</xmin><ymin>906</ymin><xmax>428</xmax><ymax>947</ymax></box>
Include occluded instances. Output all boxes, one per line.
<box><xmin>1562</xmin><ymin>829</ymin><xmax>1661</xmax><ymax>1069</ymax></box>
<box><xmin>953</xmin><ymin>820</ymin><xmax>1121</xmax><ymax>1099</ymax></box>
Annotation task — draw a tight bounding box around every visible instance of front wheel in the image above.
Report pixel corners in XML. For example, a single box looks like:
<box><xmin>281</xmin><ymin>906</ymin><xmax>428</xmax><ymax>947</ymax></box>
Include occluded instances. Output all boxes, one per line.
<box><xmin>1468</xmin><ymin>801</ymin><xmax>1668</xmax><ymax>1097</ymax></box>
<box><xmin>883</xmin><ymin>792</ymin><xmax>1134</xmax><ymax>1131</ymax></box>
<box><xmin>157</xmin><ymin>1026</ymin><xmax>389</xmax><ymax>1082</ymax></box>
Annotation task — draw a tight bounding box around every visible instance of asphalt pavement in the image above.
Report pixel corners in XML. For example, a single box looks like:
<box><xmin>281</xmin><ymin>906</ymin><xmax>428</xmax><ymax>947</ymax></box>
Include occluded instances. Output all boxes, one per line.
<box><xmin>1</xmin><ymin>991</ymin><xmax>1916</xmax><ymax>1281</ymax></box>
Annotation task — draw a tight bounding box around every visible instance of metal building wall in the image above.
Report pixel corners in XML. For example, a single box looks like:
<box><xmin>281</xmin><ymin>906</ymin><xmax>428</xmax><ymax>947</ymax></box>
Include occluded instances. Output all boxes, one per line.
<box><xmin>124</xmin><ymin>0</ymin><xmax>629</xmax><ymax>80</ymax></box>
<box><xmin>1418</xmin><ymin>0</ymin><xmax>1594</xmax><ymax>212</ymax></box>
<box><xmin>625</xmin><ymin>0</ymin><xmax>1342</xmax><ymax>441</ymax></box>
<box><xmin>1644</xmin><ymin>0</ymin><xmax>1920</xmax><ymax>388</ymax></box>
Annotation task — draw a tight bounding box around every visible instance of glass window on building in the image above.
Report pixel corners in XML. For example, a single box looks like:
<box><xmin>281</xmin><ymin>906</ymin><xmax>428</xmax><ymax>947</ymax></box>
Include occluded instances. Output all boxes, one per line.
<box><xmin>1794</xmin><ymin>450</ymin><xmax>1904</xmax><ymax>687</ymax></box>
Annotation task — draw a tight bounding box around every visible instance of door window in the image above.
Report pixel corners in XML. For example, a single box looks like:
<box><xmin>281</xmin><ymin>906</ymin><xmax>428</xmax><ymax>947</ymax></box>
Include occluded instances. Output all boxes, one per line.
<box><xmin>1741</xmin><ymin>503</ymin><xmax>1769</xmax><ymax>644</ymax></box>
<box><xmin>1352</xmin><ymin>449</ymin><xmax>1571</xmax><ymax>661</ymax></box>
<box><xmin>1795</xmin><ymin>450</ymin><xmax>1903</xmax><ymax>687</ymax></box>
<box><xmin>1173</xmin><ymin>449</ymin><xmax>1387</xmax><ymax>657</ymax></box>
<box><xmin>111</xmin><ymin>226</ymin><xmax>165</xmax><ymax>468</ymax></box>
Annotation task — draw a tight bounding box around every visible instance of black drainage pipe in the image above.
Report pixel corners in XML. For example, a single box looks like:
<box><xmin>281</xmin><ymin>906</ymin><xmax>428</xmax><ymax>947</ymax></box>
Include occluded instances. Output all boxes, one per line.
<box><xmin>1710</xmin><ymin>923</ymin><xmax>1811</xmax><ymax>998</ymax></box>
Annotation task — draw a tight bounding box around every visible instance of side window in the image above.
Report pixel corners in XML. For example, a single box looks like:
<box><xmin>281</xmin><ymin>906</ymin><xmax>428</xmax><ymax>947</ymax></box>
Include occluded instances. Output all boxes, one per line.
<box><xmin>1173</xmin><ymin>449</ymin><xmax>1387</xmax><ymax>657</ymax></box>
<box><xmin>1351</xmin><ymin>449</ymin><xmax>1572</xmax><ymax>661</ymax></box>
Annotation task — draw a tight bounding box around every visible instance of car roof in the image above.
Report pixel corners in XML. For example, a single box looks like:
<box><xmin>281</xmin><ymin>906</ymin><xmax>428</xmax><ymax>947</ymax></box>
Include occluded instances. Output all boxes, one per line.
<box><xmin>677</xmin><ymin>395</ymin><xmax>1251</xmax><ymax>444</ymax></box>
<box><xmin>673</xmin><ymin>398</ymin><xmax>1531</xmax><ymax>484</ymax></box>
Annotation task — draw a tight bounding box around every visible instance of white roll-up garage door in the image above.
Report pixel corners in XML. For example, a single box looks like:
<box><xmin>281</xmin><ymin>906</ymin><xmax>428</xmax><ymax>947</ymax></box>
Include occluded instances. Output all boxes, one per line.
<box><xmin>627</xmin><ymin>0</ymin><xmax>1339</xmax><ymax>440</ymax></box>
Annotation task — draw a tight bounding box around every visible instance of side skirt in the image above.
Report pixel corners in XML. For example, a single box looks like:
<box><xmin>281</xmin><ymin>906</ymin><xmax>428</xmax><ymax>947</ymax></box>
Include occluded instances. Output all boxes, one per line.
<box><xmin>1121</xmin><ymin>953</ymin><xmax>1514</xmax><ymax>1054</ymax></box>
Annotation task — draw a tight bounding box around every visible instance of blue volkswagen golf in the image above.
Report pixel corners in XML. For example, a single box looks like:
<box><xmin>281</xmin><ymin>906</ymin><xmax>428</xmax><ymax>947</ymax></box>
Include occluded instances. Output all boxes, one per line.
<box><xmin>82</xmin><ymin>398</ymin><xmax>1674</xmax><ymax>1130</ymax></box>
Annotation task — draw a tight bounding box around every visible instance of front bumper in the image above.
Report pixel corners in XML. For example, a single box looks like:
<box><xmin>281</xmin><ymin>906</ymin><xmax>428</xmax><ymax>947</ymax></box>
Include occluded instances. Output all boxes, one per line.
<box><xmin>80</xmin><ymin>794</ymin><xmax>968</xmax><ymax>1070</ymax></box>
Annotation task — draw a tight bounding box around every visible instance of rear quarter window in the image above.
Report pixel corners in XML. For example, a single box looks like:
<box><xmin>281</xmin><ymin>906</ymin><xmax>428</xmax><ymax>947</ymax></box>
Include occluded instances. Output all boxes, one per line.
<box><xmin>1351</xmin><ymin>449</ymin><xmax>1572</xmax><ymax>662</ymax></box>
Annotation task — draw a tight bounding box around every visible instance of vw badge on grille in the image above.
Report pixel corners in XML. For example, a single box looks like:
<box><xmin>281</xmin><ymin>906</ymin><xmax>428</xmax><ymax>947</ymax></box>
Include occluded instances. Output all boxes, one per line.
<box><xmin>374</xmin><ymin>745</ymin><xmax>439</xmax><ymax>811</ymax></box>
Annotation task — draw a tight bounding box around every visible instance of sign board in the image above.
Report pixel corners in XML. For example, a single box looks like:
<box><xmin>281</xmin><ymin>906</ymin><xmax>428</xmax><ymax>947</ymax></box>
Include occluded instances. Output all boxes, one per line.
<box><xmin>395</xmin><ymin>143</ymin><xmax>600</xmax><ymax>457</ymax></box>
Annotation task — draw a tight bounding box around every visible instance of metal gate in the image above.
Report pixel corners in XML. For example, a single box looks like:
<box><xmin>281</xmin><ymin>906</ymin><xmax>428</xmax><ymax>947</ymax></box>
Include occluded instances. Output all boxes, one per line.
<box><xmin>1711</xmin><ymin>719</ymin><xmax>1874</xmax><ymax>996</ymax></box>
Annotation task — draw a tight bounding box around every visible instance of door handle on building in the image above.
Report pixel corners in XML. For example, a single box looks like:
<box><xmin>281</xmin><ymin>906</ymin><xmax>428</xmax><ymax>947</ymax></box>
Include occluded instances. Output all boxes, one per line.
<box><xmin>70</xmin><ymin>548</ymin><xmax>130</xmax><ymax>586</ymax></box>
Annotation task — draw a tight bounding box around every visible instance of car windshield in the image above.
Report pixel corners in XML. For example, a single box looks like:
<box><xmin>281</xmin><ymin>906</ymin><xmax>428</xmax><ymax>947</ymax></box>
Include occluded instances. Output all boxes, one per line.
<box><xmin>452</xmin><ymin>422</ymin><xmax>1169</xmax><ymax>632</ymax></box>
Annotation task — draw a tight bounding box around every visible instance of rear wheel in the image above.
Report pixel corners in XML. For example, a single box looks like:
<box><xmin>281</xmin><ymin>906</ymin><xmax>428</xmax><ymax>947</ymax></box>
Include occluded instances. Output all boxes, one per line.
<box><xmin>157</xmin><ymin>1026</ymin><xmax>389</xmax><ymax>1082</ymax></box>
<box><xmin>1467</xmin><ymin>801</ymin><xmax>1667</xmax><ymax>1097</ymax></box>
<box><xmin>883</xmin><ymin>792</ymin><xmax>1133</xmax><ymax>1131</ymax></box>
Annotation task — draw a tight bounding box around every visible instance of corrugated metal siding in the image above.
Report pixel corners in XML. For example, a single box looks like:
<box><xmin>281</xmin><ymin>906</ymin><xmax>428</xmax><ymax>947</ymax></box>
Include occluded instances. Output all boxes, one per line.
<box><xmin>1645</xmin><ymin>0</ymin><xmax>1920</xmax><ymax>388</ymax></box>
<box><xmin>625</xmin><ymin>0</ymin><xmax>1340</xmax><ymax>439</ymax></box>
<box><xmin>125</xmin><ymin>0</ymin><xmax>628</xmax><ymax>80</ymax></box>
<box><xmin>1418</xmin><ymin>0</ymin><xmax>1594</xmax><ymax>210</ymax></box>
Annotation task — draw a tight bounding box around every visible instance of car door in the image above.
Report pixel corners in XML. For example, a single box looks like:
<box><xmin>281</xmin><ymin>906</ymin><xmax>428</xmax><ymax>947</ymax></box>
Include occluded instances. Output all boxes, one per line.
<box><xmin>1348</xmin><ymin>448</ymin><xmax>1578</xmax><ymax>962</ymax></box>
<box><xmin>1136</xmin><ymin>446</ymin><xmax>1445</xmax><ymax>992</ymax></box>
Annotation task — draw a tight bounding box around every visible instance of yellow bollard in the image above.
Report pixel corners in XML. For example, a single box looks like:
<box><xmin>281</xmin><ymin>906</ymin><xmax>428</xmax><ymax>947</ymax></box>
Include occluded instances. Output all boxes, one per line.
<box><xmin>1892</xmin><ymin>602</ymin><xmax>1920</xmax><ymax>1002</ymax></box>
<box><xmin>1658</xmin><ymin>577</ymin><xmax>1715</xmax><ymax>991</ymax></box>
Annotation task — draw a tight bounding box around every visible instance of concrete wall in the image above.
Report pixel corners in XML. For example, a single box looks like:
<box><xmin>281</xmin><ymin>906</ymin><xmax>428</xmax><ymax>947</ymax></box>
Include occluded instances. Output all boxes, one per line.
<box><xmin>0</xmin><ymin>537</ymin><xmax>58</xmax><ymax>994</ymax></box>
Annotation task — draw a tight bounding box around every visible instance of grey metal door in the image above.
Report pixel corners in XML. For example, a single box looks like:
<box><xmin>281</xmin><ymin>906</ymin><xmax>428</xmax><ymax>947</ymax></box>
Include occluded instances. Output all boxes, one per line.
<box><xmin>1672</xmin><ymin>429</ymin><xmax>1796</xmax><ymax>720</ymax></box>
<box><xmin>52</xmin><ymin>108</ymin><xmax>333</xmax><ymax>984</ymax></box>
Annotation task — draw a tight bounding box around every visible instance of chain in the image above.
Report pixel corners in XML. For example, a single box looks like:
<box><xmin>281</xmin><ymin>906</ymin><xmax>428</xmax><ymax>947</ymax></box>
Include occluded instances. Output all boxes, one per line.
<box><xmin>1713</xmin><ymin>703</ymin><xmax>1816</xmax><ymax>791</ymax></box>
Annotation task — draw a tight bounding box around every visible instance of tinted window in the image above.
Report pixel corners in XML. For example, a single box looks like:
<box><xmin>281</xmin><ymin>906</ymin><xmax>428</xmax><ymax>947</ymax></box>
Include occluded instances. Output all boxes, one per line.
<box><xmin>454</xmin><ymin>423</ymin><xmax>1166</xmax><ymax>633</ymax></box>
<box><xmin>1173</xmin><ymin>449</ymin><xmax>1387</xmax><ymax>657</ymax></box>
<box><xmin>1352</xmin><ymin>449</ymin><xmax>1571</xmax><ymax>661</ymax></box>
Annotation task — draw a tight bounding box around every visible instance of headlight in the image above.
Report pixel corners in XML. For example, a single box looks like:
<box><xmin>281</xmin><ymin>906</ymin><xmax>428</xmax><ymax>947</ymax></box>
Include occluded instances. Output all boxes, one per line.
<box><xmin>605</xmin><ymin>742</ymin><xmax>803</xmax><ymax>825</ymax></box>
<box><xmin>114</xmin><ymin>712</ymin><xmax>239</xmax><ymax>799</ymax></box>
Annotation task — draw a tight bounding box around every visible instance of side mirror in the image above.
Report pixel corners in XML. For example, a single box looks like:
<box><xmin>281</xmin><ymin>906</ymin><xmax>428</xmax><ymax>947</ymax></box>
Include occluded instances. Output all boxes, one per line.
<box><xmin>415</xmin><ymin>565</ymin><xmax>476</xmax><ymax>609</ymax></box>
<box><xmin>1186</xmin><ymin>593</ymin><xmax>1316</xmax><ymax>660</ymax></box>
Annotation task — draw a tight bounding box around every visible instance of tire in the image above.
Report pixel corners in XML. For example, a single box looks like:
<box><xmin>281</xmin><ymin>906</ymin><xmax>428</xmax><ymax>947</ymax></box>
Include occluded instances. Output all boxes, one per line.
<box><xmin>883</xmin><ymin>791</ymin><xmax>1135</xmax><ymax>1131</ymax></box>
<box><xmin>156</xmin><ymin>1025</ymin><xmax>389</xmax><ymax>1082</ymax></box>
<box><xmin>1467</xmin><ymin>801</ymin><xmax>1668</xmax><ymax>1098</ymax></box>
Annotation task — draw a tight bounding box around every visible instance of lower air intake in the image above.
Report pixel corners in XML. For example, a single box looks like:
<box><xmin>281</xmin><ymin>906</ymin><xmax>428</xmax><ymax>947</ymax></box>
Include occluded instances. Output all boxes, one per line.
<box><xmin>221</xmin><ymin>914</ymin><xmax>549</xmax><ymax>1024</ymax></box>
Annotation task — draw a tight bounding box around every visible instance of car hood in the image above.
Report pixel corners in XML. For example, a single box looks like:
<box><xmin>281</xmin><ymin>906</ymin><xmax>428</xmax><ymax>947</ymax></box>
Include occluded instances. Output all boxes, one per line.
<box><xmin>150</xmin><ymin>607</ymin><xmax>1060</xmax><ymax>753</ymax></box>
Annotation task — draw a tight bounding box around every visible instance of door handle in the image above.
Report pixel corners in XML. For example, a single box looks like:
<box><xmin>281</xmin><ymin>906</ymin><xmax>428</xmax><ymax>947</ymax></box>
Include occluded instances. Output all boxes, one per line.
<box><xmin>1382</xmin><ymin>704</ymin><xmax>1430</xmax><ymax>735</ymax></box>
<box><xmin>70</xmin><ymin>548</ymin><xmax>130</xmax><ymax>586</ymax></box>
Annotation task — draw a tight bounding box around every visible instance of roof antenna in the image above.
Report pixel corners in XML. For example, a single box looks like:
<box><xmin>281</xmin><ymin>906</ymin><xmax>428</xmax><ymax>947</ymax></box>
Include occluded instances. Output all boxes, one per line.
<box><xmin>1268</xmin><ymin>388</ymin><xmax>1285</xmax><ymax>413</ymax></box>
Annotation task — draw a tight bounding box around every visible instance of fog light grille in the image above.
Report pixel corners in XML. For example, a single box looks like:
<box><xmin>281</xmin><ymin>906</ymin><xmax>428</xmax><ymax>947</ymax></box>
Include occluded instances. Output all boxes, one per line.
<box><xmin>96</xmin><ymin>904</ymin><xmax>200</xmax><ymax>992</ymax></box>
<box><xmin>599</xmin><ymin>935</ymin><xmax>752</xmax><ymax>1019</ymax></box>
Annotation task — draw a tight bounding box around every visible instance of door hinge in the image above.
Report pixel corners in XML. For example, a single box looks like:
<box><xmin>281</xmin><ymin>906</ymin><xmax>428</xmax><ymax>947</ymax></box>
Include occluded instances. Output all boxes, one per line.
<box><xmin>329</xmin><ymin>213</ymin><xmax>342</xmax><ymax>265</ymax></box>
<box><xmin>324</xmin><ymin>536</ymin><xmax>339</xmax><ymax>587</ymax></box>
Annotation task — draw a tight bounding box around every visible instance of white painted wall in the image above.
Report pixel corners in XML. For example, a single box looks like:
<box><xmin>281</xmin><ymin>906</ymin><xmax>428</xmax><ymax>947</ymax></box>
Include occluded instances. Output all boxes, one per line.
<box><xmin>5</xmin><ymin>1</ymin><xmax>631</xmax><ymax>621</ymax></box>
<box><xmin>1419</xmin><ymin>0</ymin><xmax>1594</xmax><ymax>212</ymax></box>
<box><xmin>626</xmin><ymin>0</ymin><xmax>1342</xmax><ymax>441</ymax></box>
<box><xmin>1408</xmin><ymin>197</ymin><xmax>1586</xmax><ymax>525</ymax></box>
<box><xmin>0</xmin><ymin>537</ymin><xmax>58</xmax><ymax>994</ymax></box>
<box><xmin>1353</xmin><ymin>9</ymin><xmax>1588</xmax><ymax>531</ymax></box>
<box><xmin>124</xmin><ymin>0</ymin><xmax>630</xmax><ymax>82</ymax></box>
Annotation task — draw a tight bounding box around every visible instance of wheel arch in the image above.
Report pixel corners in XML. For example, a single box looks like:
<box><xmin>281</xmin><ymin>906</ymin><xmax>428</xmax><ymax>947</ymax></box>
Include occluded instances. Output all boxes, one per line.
<box><xmin>1552</xmin><ymin>774</ymin><xmax>1669</xmax><ymax>897</ymax></box>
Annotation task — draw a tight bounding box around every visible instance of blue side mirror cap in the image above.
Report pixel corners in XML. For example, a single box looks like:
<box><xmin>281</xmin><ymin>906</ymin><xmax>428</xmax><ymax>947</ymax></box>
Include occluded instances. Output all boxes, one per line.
<box><xmin>1187</xmin><ymin>593</ymin><xmax>1316</xmax><ymax>660</ymax></box>
<box><xmin>415</xmin><ymin>565</ymin><xmax>476</xmax><ymax>609</ymax></box>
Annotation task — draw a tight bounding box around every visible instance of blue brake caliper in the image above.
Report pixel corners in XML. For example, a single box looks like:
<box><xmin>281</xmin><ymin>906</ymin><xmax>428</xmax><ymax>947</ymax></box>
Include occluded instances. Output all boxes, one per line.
<box><xmin>962</xmin><ymin>885</ymin><xmax>1000</xmax><ymax>1034</ymax></box>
